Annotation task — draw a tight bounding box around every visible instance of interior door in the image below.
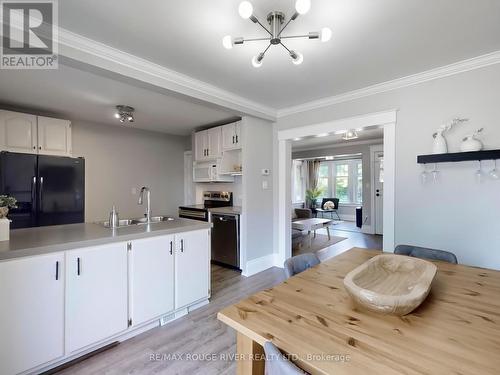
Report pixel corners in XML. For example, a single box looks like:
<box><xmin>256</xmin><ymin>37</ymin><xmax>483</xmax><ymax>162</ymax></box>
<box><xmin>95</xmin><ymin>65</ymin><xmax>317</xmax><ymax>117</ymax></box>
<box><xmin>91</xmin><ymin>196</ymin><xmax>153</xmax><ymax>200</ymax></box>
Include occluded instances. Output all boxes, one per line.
<box><xmin>175</xmin><ymin>230</ymin><xmax>210</xmax><ymax>309</ymax></box>
<box><xmin>374</xmin><ymin>152</ymin><xmax>384</xmax><ymax>235</ymax></box>
<box><xmin>130</xmin><ymin>236</ymin><xmax>175</xmax><ymax>326</ymax></box>
<box><xmin>37</xmin><ymin>155</ymin><xmax>84</xmax><ymax>226</ymax></box>
<box><xmin>0</xmin><ymin>110</ymin><xmax>37</xmax><ymax>153</ymax></box>
<box><xmin>66</xmin><ymin>243</ymin><xmax>128</xmax><ymax>353</ymax></box>
<box><xmin>37</xmin><ymin>116</ymin><xmax>72</xmax><ymax>156</ymax></box>
<box><xmin>0</xmin><ymin>152</ymin><xmax>37</xmax><ymax>228</ymax></box>
<box><xmin>0</xmin><ymin>253</ymin><xmax>64</xmax><ymax>375</ymax></box>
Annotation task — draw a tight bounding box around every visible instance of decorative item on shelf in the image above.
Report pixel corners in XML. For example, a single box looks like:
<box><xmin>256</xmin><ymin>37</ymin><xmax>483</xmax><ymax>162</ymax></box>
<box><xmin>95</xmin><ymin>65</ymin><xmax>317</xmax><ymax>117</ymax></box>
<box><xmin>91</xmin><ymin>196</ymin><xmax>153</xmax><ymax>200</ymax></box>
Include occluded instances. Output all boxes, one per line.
<box><xmin>305</xmin><ymin>187</ymin><xmax>324</xmax><ymax>209</ymax></box>
<box><xmin>460</xmin><ymin>128</ymin><xmax>484</xmax><ymax>152</ymax></box>
<box><xmin>432</xmin><ymin>118</ymin><xmax>468</xmax><ymax>154</ymax></box>
<box><xmin>0</xmin><ymin>195</ymin><xmax>17</xmax><ymax>241</ymax></box>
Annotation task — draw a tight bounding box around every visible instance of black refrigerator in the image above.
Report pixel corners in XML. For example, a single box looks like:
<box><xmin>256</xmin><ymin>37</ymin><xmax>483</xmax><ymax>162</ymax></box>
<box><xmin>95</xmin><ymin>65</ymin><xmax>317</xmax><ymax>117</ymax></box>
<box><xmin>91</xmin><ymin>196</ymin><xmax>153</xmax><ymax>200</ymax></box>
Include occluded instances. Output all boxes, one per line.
<box><xmin>0</xmin><ymin>151</ymin><xmax>85</xmax><ymax>229</ymax></box>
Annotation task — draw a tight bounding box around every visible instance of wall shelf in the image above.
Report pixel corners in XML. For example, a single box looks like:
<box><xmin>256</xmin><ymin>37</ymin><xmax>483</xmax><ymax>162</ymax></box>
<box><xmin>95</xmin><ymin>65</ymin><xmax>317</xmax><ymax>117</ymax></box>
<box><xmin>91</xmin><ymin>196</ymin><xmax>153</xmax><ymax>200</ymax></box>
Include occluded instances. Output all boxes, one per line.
<box><xmin>417</xmin><ymin>149</ymin><xmax>500</xmax><ymax>164</ymax></box>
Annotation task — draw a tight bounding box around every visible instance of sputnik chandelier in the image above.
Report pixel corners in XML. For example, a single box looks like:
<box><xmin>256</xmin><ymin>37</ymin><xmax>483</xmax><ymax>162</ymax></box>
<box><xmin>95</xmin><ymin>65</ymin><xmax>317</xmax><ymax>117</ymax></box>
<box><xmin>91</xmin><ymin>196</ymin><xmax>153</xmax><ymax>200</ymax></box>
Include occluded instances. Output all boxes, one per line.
<box><xmin>222</xmin><ymin>0</ymin><xmax>332</xmax><ymax>68</ymax></box>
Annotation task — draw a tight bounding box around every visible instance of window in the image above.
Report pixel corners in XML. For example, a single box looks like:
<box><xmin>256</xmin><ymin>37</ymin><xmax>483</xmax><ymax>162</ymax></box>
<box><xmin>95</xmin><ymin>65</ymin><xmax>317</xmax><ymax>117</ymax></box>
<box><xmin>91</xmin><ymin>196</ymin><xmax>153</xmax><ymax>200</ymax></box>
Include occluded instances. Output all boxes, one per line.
<box><xmin>291</xmin><ymin>160</ymin><xmax>306</xmax><ymax>203</ymax></box>
<box><xmin>319</xmin><ymin>159</ymin><xmax>363</xmax><ymax>204</ymax></box>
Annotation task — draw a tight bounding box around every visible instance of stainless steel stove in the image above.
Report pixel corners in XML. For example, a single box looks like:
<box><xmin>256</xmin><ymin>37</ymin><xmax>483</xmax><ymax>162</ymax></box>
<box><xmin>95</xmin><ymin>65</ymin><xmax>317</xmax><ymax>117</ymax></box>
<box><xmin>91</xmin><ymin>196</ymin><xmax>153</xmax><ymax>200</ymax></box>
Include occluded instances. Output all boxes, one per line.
<box><xmin>178</xmin><ymin>191</ymin><xmax>233</xmax><ymax>222</ymax></box>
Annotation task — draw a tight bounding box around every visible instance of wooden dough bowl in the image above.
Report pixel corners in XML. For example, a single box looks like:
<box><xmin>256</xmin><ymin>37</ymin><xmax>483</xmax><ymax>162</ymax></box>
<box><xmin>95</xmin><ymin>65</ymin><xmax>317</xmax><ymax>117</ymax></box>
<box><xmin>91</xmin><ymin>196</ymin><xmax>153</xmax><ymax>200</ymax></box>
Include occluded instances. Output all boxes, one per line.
<box><xmin>343</xmin><ymin>254</ymin><xmax>437</xmax><ymax>316</ymax></box>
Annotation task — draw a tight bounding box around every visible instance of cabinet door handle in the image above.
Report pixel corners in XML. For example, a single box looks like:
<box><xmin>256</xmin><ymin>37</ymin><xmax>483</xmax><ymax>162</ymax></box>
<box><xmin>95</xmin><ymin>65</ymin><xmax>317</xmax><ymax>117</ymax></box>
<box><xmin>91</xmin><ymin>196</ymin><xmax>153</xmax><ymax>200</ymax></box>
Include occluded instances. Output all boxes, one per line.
<box><xmin>55</xmin><ymin>261</ymin><xmax>59</xmax><ymax>280</ymax></box>
<box><xmin>169</xmin><ymin>241</ymin><xmax>173</xmax><ymax>255</ymax></box>
<box><xmin>235</xmin><ymin>135</ymin><xmax>238</xmax><ymax>143</ymax></box>
<box><xmin>232</xmin><ymin>135</ymin><xmax>235</xmax><ymax>144</ymax></box>
<box><xmin>180</xmin><ymin>239</ymin><xmax>184</xmax><ymax>252</ymax></box>
<box><xmin>77</xmin><ymin>257</ymin><xmax>81</xmax><ymax>276</ymax></box>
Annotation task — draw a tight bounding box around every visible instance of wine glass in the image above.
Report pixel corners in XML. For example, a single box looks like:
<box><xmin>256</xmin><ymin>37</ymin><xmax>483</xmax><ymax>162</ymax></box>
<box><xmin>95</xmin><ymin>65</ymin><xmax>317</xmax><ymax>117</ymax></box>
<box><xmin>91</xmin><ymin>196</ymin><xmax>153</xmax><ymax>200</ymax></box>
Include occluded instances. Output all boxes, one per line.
<box><xmin>490</xmin><ymin>160</ymin><xmax>499</xmax><ymax>180</ymax></box>
<box><xmin>420</xmin><ymin>165</ymin><xmax>429</xmax><ymax>184</ymax></box>
<box><xmin>431</xmin><ymin>164</ymin><xmax>440</xmax><ymax>183</ymax></box>
<box><xmin>475</xmin><ymin>161</ymin><xmax>484</xmax><ymax>183</ymax></box>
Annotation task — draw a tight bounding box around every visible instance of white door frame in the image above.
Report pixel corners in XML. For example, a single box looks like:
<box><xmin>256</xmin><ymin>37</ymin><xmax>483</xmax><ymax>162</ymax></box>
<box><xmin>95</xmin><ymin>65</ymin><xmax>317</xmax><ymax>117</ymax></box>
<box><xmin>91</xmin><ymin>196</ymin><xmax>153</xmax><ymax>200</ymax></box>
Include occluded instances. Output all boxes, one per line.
<box><xmin>369</xmin><ymin>144</ymin><xmax>384</xmax><ymax>235</ymax></box>
<box><xmin>276</xmin><ymin>110</ymin><xmax>397</xmax><ymax>266</ymax></box>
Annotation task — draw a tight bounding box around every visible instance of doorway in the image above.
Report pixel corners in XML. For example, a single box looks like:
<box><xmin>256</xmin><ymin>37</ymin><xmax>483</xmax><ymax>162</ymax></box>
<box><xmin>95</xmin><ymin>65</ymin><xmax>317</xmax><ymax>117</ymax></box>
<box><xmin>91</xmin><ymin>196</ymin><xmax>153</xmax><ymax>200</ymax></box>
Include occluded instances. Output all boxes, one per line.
<box><xmin>276</xmin><ymin>110</ymin><xmax>397</xmax><ymax>266</ymax></box>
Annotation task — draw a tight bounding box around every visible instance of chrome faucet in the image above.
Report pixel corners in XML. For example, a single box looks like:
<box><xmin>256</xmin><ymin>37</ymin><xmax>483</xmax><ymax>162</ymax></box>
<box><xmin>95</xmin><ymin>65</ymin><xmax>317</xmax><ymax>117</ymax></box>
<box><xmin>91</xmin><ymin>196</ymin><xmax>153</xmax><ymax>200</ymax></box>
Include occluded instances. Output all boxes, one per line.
<box><xmin>138</xmin><ymin>186</ymin><xmax>151</xmax><ymax>223</ymax></box>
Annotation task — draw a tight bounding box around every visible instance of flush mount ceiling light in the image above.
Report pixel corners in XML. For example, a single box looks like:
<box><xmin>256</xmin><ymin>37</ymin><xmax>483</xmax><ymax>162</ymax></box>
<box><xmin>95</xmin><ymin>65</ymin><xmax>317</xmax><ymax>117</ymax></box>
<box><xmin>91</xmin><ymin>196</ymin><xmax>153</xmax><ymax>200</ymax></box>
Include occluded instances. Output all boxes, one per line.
<box><xmin>223</xmin><ymin>0</ymin><xmax>332</xmax><ymax>68</ymax></box>
<box><xmin>114</xmin><ymin>105</ymin><xmax>135</xmax><ymax>124</ymax></box>
<box><xmin>342</xmin><ymin>129</ymin><xmax>359</xmax><ymax>140</ymax></box>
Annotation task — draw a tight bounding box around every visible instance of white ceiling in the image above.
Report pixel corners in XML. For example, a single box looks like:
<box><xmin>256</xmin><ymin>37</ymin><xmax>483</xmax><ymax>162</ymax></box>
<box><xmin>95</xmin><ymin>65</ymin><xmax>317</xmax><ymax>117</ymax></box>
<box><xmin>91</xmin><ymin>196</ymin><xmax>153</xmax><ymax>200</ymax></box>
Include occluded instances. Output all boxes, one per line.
<box><xmin>58</xmin><ymin>0</ymin><xmax>500</xmax><ymax>109</ymax></box>
<box><xmin>0</xmin><ymin>64</ymin><xmax>237</xmax><ymax>135</ymax></box>
<box><xmin>292</xmin><ymin>127</ymin><xmax>383</xmax><ymax>150</ymax></box>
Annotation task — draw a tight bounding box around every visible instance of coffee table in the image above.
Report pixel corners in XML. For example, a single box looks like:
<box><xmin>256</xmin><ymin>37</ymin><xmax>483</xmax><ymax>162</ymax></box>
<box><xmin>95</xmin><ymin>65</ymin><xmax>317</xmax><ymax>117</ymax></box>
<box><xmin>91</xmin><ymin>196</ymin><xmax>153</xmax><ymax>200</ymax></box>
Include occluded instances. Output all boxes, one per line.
<box><xmin>292</xmin><ymin>218</ymin><xmax>333</xmax><ymax>248</ymax></box>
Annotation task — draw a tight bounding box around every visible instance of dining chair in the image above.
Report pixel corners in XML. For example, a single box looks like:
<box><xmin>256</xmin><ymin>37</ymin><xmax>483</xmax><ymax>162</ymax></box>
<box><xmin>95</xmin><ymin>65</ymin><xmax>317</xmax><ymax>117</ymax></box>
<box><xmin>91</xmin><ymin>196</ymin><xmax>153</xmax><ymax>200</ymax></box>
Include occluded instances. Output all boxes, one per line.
<box><xmin>395</xmin><ymin>245</ymin><xmax>458</xmax><ymax>264</ymax></box>
<box><xmin>283</xmin><ymin>253</ymin><xmax>320</xmax><ymax>279</ymax></box>
<box><xmin>264</xmin><ymin>341</ymin><xmax>308</xmax><ymax>375</ymax></box>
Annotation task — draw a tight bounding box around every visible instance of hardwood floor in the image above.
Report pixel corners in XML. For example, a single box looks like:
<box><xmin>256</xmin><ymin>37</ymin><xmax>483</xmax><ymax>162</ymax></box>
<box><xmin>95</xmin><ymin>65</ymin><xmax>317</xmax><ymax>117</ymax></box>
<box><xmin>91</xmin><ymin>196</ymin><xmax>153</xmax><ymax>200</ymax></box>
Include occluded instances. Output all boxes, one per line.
<box><xmin>55</xmin><ymin>228</ymin><xmax>380</xmax><ymax>375</ymax></box>
<box><xmin>55</xmin><ymin>265</ymin><xmax>285</xmax><ymax>375</ymax></box>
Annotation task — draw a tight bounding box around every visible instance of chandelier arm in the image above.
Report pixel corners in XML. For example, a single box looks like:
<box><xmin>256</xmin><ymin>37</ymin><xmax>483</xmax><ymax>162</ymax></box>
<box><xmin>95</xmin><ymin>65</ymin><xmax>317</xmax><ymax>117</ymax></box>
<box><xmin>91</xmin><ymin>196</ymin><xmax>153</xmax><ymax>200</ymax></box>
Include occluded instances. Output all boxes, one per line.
<box><xmin>253</xmin><ymin>17</ymin><xmax>272</xmax><ymax>36</ymax></box>
<box><xmin>262</xmin><ymin>43</ymin><xmax>272</xmax><ymax>54</ymax></box>
<box><xmin>281</xmin><ymin>34</ymin><xmax>311</xmax><ymax>40</ymax></box>
<box><xmin>279</xmin><ymin>42</ymin><xmax>292</xmax><ymax>53</ymax></box>
<box><xmin>243</xmin><ymin>37</ymin><xmax>272</xmax><ymax>43</ymax></box>
<box><xmin>278</xmin><ymin>16</ymin><xmax>295</xmax><ymax>37</ymax></box>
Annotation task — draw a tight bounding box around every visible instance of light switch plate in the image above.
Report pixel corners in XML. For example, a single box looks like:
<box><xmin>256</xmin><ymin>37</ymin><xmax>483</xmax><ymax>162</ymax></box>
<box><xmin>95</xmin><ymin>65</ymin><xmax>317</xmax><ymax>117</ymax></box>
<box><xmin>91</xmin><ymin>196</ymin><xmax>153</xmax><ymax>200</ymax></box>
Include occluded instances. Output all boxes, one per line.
<box><xmin>262</xmin><ymin>180</ymin><xmax>269</xmax><ymax>190</ymax></box>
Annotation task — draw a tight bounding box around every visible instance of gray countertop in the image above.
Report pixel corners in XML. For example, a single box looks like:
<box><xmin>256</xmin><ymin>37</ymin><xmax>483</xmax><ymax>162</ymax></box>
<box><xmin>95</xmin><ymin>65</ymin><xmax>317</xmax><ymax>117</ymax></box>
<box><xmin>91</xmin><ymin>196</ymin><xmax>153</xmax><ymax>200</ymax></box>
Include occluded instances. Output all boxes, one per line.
<box><xmin>0</xmin><ymin>218</ymin><xmax>211</xmax><ymax>262</ymax></box>
<box><xmin>208</xmin><ymin>206</ymin><xmax>242</xmax><ymax>215</ymax></box>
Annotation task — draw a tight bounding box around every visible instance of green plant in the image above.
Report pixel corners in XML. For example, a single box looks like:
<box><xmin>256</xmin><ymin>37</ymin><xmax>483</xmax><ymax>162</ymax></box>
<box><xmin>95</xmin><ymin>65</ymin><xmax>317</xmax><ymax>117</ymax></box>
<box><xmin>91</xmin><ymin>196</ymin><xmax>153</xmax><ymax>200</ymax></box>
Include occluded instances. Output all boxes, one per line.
<box><xmin>0</xmin><ymin>195</ymin><xmax>17</xmax><ymax>209</ymax></box>
<box><xmin>305</xmin><ymin>187</ymin><xmax>324</xmax><ymax>207</ymax></box>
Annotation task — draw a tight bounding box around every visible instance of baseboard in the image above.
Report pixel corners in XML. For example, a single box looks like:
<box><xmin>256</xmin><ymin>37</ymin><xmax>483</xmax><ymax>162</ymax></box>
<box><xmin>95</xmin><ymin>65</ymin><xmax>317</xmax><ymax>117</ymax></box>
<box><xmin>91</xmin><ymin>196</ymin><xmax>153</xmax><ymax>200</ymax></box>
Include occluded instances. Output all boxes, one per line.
<box><xmin>243</xmin><ymin>253</ymin><xmax>278</xmax><ymax>277</ymax></box>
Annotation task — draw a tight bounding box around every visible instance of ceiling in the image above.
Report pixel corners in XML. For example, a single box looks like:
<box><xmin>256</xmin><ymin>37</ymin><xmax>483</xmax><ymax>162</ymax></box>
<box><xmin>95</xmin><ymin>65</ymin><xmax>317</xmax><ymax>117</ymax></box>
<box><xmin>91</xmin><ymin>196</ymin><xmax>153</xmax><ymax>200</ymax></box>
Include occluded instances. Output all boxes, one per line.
<box><xmin>0</xmin><ymin>64</ymin><xmax>236</xmax><ymax>135</ymax></box>
<box><xmin>292</xmin><ymin>127</ymin><xmax>383</xmax><ymax>150</ymax></box>
<box><xmin>58</xmin><ymin>0</ymin><xmax>500</xmax><ymax>109</ymax></box>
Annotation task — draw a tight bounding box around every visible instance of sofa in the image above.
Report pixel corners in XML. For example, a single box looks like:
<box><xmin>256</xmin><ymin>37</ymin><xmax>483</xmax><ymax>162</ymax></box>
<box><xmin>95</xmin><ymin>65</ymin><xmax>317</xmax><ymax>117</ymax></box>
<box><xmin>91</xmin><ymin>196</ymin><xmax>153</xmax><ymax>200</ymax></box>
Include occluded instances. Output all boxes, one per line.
<box><xmin>292</xmin><ymin>208</ymin><xmax>313</xmax><ymax>247</ymax></box>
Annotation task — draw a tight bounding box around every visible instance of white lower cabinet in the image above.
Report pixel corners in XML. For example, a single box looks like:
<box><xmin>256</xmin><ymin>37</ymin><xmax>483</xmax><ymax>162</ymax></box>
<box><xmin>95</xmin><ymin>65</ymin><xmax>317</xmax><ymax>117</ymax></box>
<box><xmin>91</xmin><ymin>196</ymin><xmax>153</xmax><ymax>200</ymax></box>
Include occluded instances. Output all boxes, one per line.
<box><xmin>66</xmin><ymin>242</ymin><xmax>128</xmax><ymax>353</ymax></box>
<box><xmin>130</xmin><ymin>235</ymin><xmax>175</xmax><ymax>326</ymax></box>
<box><xmin>175</xmin><ymin>230</ymin><xmax>210</xmax><ymax>308</ymax></box>
<box><xmin>0</xmin><ymin>253</ymin><xmax>65</xmax><ymax>375</ymax></box>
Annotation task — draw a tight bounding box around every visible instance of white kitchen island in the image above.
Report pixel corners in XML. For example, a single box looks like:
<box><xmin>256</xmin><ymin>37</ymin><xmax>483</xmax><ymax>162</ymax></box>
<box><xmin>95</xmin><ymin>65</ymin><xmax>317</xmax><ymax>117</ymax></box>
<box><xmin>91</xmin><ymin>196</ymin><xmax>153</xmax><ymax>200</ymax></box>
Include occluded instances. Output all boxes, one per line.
<box><xmin>0</xmin><ymin>219</ymin><xmax>211</xmax><ymax>375</ymax></box>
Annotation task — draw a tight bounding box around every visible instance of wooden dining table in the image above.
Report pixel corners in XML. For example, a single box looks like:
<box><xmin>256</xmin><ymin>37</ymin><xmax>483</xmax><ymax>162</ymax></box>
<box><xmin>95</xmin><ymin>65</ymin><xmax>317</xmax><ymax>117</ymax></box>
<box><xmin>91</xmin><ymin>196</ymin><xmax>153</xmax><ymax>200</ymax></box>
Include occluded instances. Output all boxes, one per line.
<box><xmin>217</xmin><ymin>248</ymin><xmax>500</xmax><ymax>374</ymax></box>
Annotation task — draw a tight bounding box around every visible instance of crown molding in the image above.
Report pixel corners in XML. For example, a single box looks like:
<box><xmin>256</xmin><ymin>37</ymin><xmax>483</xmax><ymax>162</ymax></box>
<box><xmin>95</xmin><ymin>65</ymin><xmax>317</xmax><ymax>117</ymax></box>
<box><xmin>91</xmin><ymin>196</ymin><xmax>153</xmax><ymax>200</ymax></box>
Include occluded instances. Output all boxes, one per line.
<box><xmin>292</xmin><ymin>138</ymin><xmax>384</xmax><ymax>153</ymax></box>
<box><xmin>56</xmin><ymin>27</ymin><xmax>278</xmax><ymax>121</ymax></box>
<box><xmin>277</xmin><ymin>50</ymin><xmax>500</xmax><ymax>118</ymax></box>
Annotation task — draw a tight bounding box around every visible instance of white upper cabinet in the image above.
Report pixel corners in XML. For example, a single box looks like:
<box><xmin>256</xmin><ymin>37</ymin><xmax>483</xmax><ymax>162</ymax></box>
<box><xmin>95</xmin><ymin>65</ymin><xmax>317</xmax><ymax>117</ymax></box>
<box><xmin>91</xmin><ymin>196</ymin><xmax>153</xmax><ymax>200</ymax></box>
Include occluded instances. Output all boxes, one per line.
<box><xmin>0</xmin><ymin>252</ymin><xmax>65</xmax><ymax>375</ymax></box>
<box><xmin>37</xmin><ymin>116</ymin><xmax>72</xmax><ymax>156</ymax></box>
<box><xmin>66</xmin><ymin>242</ymin><xmax>128</xmax><ymax>353</ymax></box>
<box><xmin>222</xmin><ymin>121</ymin><xmax>242</xmax><ymax>151</ymax></box>
<box><xmin>175</xmin><ymin>230</ymin><xmax>210</xmax><ymax>309</ymax></box>
<box><xmin>0</xmin><ymin>110</ymin><xmax>72</xmax><ymax>156</ymax></box>
<box><xmin>130</xmin><ymin>236</ymin><xmax>175</xmax><ymax>326</ymax></box>
<box><xmin>194</xmin><ymin>128</ymin><xmax>222</xmax><ymax>161</ymax></box>
<box><xmin>0</xmin><ymin>110</ymin><xmax>38</xmax><ymax>153</ymax></box>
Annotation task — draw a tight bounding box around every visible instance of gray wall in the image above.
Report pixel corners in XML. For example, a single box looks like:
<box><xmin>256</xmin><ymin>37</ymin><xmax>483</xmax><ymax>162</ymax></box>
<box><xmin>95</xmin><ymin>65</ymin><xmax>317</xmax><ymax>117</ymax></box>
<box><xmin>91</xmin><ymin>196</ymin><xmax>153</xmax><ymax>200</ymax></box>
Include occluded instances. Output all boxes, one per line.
<box><xmin>292</xmin><ymin>140</ymin><xmax>383</xmax><ymax>223</ymax></box>
<box><xmin>277</xmin><ymin>64</ymin><xmax>500</xmax><ymax>270</ymax></box>
<box><xmin>72</xmin><ymin>121</ymin><xmax>188</xmax><ymax>222</ymax></box>
<box><xmin>242</xmin><ymin>116</ymin><xmax>274</xmax><ymax>262</ymax></box>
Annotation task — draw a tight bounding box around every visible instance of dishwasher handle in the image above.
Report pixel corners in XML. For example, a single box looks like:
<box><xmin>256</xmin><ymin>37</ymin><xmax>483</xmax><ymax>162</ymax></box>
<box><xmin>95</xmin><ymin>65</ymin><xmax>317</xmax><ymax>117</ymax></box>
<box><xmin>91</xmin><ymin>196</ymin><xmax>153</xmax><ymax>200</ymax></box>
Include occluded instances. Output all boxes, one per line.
<box><xmin>211</xmin><ymin>214</ymin><xmax>238</xmax><ymax>223</ymax></box>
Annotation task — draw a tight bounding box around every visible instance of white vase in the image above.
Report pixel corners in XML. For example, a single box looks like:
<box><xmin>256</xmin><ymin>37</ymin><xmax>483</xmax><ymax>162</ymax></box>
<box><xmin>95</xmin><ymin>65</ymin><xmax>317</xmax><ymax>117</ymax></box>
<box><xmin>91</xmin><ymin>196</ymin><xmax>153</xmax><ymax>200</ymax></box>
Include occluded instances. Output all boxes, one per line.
<box><xmin>460</xmin><ymin>136</ymin><xmax>483</xmax><ymax>152</ymax></box>
<box><xmin>0</xmin><ymin>218</ymin><xmax>10</xmax><ymax>241</ymax></box>
<box><xmin>432</xmin><ymin>132</ymin><xmax>448</xmax><ymax>154</ymax></box>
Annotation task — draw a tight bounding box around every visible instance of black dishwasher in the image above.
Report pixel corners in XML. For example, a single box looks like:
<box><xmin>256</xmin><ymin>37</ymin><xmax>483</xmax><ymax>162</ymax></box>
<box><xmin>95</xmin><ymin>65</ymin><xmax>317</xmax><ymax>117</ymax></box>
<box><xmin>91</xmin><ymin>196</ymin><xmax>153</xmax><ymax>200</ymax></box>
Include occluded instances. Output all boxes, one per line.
<box><xmin>211</xmin><ymin>213</ymin><xmax>240</xmax><ymax>270</ymax></box>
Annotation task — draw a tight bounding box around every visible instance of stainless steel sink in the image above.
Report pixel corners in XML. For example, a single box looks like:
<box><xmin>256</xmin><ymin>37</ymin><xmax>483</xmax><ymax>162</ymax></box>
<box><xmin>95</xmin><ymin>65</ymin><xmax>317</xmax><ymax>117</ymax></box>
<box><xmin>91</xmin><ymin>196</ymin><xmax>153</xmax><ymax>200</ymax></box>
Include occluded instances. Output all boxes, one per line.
<box><xmin>101</xmin><ymin>216</ymin><xmax>175</xmax><ymax>228</ymax></box>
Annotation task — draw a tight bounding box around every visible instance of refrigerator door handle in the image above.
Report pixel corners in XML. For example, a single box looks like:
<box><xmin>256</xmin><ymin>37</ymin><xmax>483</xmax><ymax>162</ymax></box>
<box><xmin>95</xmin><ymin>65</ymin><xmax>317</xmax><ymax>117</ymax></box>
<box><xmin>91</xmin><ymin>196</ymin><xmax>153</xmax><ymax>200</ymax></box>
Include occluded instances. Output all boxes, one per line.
<box><xmin>39</xmin><ymin>176</ymin><xmax>44</xmax><ymax>213</ymax></box>
<box><xmin>31</xmin><ymin>176</ymin><xmax>36</xmax><ymax>212</ymax></box>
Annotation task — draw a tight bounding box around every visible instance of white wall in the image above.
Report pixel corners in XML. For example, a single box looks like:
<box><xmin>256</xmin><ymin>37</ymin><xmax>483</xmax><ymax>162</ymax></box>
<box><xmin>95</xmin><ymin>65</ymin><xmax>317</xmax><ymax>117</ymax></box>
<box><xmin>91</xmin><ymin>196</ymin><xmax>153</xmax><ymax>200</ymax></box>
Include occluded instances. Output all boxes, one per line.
<box><xmin>276</xmin><ymin>64</ymin><xmax>500</xmax><ymax>270</ymax></box>
<box><xmin>72</xmin><ymin>121</ymin><xmax>188</xmax><ymax>222</ymax></box>
<box><xmin>241</xmin><ymin>116</ymin><xmax>274</xmax><ymax>264</ymax></box>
